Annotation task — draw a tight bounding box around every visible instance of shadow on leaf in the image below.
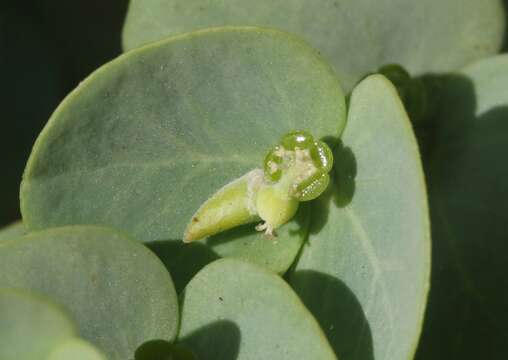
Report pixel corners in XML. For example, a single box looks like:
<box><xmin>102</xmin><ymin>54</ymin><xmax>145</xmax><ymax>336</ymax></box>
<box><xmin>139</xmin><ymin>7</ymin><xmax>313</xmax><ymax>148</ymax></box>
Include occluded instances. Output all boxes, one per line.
<box><xmin>147</xmin><ymin>240</ymin><xmax>220</xmax><ymax>294</ymax></box>
<box><xmin>291</xmin><ymin>270</ymin><xmax>373</xmax><ymax>360</ymax></box>
<box><xmin>307</xmin><ymin>139</ymin><xmax>357</xmax><ymax>236</ymax></box>
<box><xmin>179</xmin><ymin>320</ymin><xmax>241</xmax><ymax>360</ymax></box>
<box><xmin>206</xmin><ymin>223</ymin><xmax>255</xmax><ymax>247</ymax></box>
<box><xmin>415</xmin><ymin>74</ymin><xmax>508</xmax><ymax>358</ymax></box>
<box><xmin>333</xmin><ymin>140</ymin><xmax>357</xmax><ymax>208</ymax></box>
<box><xmin>135</xmin><ymin>340</ymin><xmax>195</xmax><ymax>360</ymax></box>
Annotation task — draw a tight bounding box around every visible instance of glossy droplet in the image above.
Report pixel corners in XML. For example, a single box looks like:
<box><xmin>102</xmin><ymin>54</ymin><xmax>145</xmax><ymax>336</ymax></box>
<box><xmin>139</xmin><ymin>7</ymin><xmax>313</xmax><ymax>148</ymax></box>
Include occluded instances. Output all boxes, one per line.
<box><xmin>310</xmin><ymin>140</ymin><xmax>333</xmax><ymax>172</ymax></box>
<box><xmin>184</xmin><ymin>130</ymin><xmax>335</xmax><ymax>241</ymax></box>
<box><xmin>295</xmin><ymin>172</ymin><xmax>330</xmax><ymax>201</ymax></box>
<box><xmin>263</xmin><ymin>146</ymin><xmax>283</xmax><ymax>181</ymax></box>
<box><xmin>280</xmin><ymin>130</ymin><xmax>314</xmax><ymax>150</ymax></box>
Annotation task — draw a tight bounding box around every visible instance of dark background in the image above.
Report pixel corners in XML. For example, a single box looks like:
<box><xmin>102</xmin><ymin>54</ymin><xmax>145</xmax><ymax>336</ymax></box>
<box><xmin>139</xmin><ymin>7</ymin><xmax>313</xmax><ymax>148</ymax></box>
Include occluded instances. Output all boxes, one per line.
<box><xmin>2</xmin><ymin>2</ymin><xmax>508</xmax><ymax>360</ymax></box>
<box><xmin>1</xmin><ymin>1</ymin><xmax>508</xmax><ymax>227</ymax></box>
<box><xmin>0</xmin><ymin>0</ymin><xmax>129</xmax><ymax>226</ymax></box>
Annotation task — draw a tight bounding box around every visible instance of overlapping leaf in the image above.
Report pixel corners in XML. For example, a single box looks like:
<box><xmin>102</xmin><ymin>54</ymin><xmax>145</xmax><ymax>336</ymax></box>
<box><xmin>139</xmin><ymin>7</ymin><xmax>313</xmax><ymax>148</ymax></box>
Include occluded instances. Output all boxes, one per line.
<box><xmin>416</xmin><ymin>55</ymin><xmax>508</xmax><ymax>358</ymax></box>
<box><xmin>20</xmin><ymin>27</ymin><xmax>345</xmax><ymax>274</ymax></box>
<box><xmin>179</xmin><ymin>259</ymin><xmax>336</xmax><ymax>359</ymax></box>
<box><xmin>122</xmin><ymin>0</ymin><xmax>505</xmax><ymax>91</ymax></box>
<box><xmin>0</xmin><ymin>226</ymin><xmax>179</xmax><ymax>359</ymax></box>
<box><xmin>290</xmin><ymin>75</ymin><xmax>430</xmax><ymax>360</ymax></box>
<box><xmin>0</xmin><ymin>288</ymin><xmax>76</xmax><ymax>360</ymax></box>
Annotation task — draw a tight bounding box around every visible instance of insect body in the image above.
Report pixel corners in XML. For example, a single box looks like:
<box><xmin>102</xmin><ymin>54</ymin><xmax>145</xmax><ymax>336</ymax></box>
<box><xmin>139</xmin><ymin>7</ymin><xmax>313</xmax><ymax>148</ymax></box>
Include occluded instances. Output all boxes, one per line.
<box><xmin>183</xmin><ymin>131</ymin><xmax>333</xmax><ymax>242</ymax></box>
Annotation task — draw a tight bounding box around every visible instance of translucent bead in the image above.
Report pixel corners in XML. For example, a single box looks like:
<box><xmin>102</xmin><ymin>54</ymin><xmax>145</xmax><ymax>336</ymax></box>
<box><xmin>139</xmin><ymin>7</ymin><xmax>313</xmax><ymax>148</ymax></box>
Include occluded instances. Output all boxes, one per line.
<box><xmin>263</xmin><ymin>146</ymin><xmax>283</xmax><ymax>181</ymax></box>
<box><xmin>294</xmin><ymin>172</ymin><xmax>330</xmax><ymax>201</ymax></box>
<box><xmin>311</xmin><ymin>140</ymin><xmax>333</xmax><ymax>172</ymax></box>
<box><xmin>280</xmin><ymin>130</ymin><xmax>314</xmax><ymax>151</ymax></box>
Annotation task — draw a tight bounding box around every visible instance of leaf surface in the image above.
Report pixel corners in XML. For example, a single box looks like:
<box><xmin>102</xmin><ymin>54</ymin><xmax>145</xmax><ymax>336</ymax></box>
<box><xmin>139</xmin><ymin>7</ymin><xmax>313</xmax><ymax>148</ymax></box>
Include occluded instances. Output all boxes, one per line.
<box><xmin>48</xmin><ymin>338</ymin><xmax>107</xmax><ymax>360</ymax></box>
<box><xmin>290</xmin><ymin>75</ymin><xmax>431</xmax><ymax>360</ymax></box>
<box><xmin>179</xmin><ymin>258</ymin><xmax>336</xmax><ymax>360</ymax></box>
<box><xmin>416</xmin><ymin>55</ymin><xmax>508</xmax><ymax>358</ymax></box>
<box><xmin>21</xmin><ymin>27</ymin><xmax>345</xmax><ymax>273</ymax></box>
<box><xmin>122</xmin><ymin>0</ymin><xmax>505</xmax><ymax>91</ymax></box>
<box><xmin>0</xmin><ymin>226</ymin><xmax>179</xmax><ymax>359</ymax></box>
<box><xmin>0</xmin><ymin>288</ymin><xmax>76</xmax><ymax>360</ymax></box>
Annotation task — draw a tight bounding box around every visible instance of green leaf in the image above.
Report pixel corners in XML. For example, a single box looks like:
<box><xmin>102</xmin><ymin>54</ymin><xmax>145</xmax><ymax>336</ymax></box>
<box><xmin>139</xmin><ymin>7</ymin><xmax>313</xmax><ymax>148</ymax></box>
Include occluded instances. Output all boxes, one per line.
<box><xmin>0</xmin><ymin>288</ymin><xmax>76</xmax><ymax>360</ymax></box>
<box><xmin>0</xmin><ymin>226</ymin><xmax>179</xmax><ymax>360</ymax></box>
<box><xmin>122</xmin><ymin>0</ymin><xmax>504</xmax><ymax>91</ymax></box>
<box><xmin>48</xmin><ymin>338</ymin><xmax>107</xmax><ymax>360</ymax></box>
<box><xmin>20</xmin><ymin>27</ymin><xmax>345</xmax><ymax>274</ymax></box>
<box><xmin>179</xmin><ymin>258</ymin><xmax>336</xmax><ymax>359</ymax></box>
<box><xmin>289</xmin><ymin>75</ymin><xmax>430</xmax><ymax>360</ymax></box>
<box><xmin>416</xmin><ymin>55</ymin><xmax>508</xmax><ymax>358</ymax></box>
<box><xmin>0</xmin><ymin>221</ymin><xmax>28</xmax><ymax>242</ymax></box>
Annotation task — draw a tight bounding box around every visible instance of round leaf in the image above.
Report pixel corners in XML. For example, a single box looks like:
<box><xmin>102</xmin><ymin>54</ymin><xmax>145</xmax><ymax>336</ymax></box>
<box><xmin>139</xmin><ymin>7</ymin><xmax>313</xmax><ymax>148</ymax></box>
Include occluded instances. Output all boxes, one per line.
<box><xmin>0</xmin><ymin>288</ymin><xmax>76</xmax><ymax>360</ymax></box>
<box><xmin>48</xmin><ymin>338</ymin><xmax>107</xmax><ymax>360</ymax></box>
<box><xmin>289</xmin><ymin>75</ymin><xmax>431</xmax><ymax>360</ymax></box>
<box><xmin>122</xmin><ymin>0</ymin><xmax>504</xmax><ymax>91</ymax></box>
<box><xmin>179</xmin><ymin>258</ymin><xmax>336</xmax><ymax>359</ymax></box>
<box><xmin>0</xmin><ymin>226</ymin><xmax>179</xmax><ymax>359</ymax></box>
<box><xmin>21</xmin><ymin>27</ymin><xmax>345</xmax><ymax>273</ymax></box>
<box><xmin>416</xmin><ymin>55</ymin><xmax>508</xmax><ymax>358</ymax></box>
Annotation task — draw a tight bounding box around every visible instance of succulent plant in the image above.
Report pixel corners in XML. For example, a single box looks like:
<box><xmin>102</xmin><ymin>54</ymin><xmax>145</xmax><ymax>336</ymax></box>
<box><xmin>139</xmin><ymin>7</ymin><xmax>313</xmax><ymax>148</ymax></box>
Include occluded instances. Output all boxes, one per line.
<box><xmin>1</xmin><ymin>1</ymin><xmax>507</xmax><ymax>359</ymax></box>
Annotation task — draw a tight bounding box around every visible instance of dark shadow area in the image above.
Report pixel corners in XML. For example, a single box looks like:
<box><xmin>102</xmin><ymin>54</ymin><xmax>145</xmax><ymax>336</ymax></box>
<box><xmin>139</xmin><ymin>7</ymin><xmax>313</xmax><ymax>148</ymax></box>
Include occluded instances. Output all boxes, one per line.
<box><xmin>413</xmin><ymin>73</ymin><xmax>462</xmax><ymax>161</ymax></box>
<box><xmin>415</xmin><ymin>74</ymin><xmax>508</xmax><ymax>358</ymax></box>
<box><xmin>332</xmin><ymin>140</ymin><xmax>357</xmax><ymax>208</ymax></box>
<box><xmin>321</xmin><ymin>135</ymin><xmax>341</xmax><ymax>149</ymax></box>
<box><xmin>206</xmin><ymin>223</ymin><xmax>256</xmax><ymax>247</ymax></box>
<box><xmin>291</xmin><ymin>270</ymin><xmax>374</xmax><ymax>360</ymax></box>
<box><xmin>378</xmin><ymin>64</ymin><xmax>428</xmax><ymax>126</ymax></box>
<box><xmin>0</xmin><ymin>2</ymin><xmax>64</xmax><ymax>226</ymax></box>
<box><xmin>179</xmin><ymin>320</ymin><xmax>241</xmax><ymax>360</ymax></box>
<box><xmin>135</xmin><ymin>340</ymin><xmax>195</xmax><ymax>360</ymax></box>
<box><xmin>305</xmin><ymin>139</ymin><xmax>356</xmax><ymax>236</ymax></box>
<box><xmin>33</xmin><ymin>0</ymin><xmax>130</xmax><ymax>91</ymax></box>
<box><xmin>147</xmin><ymin>240</ymin><xmax>220</xmax><ymax>294</ymax></box>
<box><xmin>0</xmin><ymin>1</ymin><xmax>129</xmax><ymax>227</ymax></box>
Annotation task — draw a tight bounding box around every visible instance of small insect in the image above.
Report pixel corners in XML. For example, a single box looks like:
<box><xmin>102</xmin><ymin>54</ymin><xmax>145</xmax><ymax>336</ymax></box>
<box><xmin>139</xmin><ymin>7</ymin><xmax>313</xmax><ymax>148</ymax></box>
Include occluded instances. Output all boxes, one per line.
<box><xmin>183</xmin><ymin>130</ymin><xmax>333</xmax><ymax>242</ymax></box>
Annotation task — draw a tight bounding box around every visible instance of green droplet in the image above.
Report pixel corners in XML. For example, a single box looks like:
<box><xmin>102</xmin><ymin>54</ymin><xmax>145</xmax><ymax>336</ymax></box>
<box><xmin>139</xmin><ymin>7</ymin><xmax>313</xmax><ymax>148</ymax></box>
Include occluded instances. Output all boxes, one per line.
<box><xmin>311</xmin><ymin>141</ymin><xmax>333</xmax><ymax>172</ymax></box>
<box><xmin>280</xmin><ymin>130</ymin><xmax>314</xmax><ymax>150</ymax></box>
<box><xmin>295</xmin><ymin>172</ymin><xmax>330</xmax><ymax>201</ymax></box>
<box><xmin>263</xmin><ymin>146</ymin><xmax>283</xmax><ymax>181</ymax></box>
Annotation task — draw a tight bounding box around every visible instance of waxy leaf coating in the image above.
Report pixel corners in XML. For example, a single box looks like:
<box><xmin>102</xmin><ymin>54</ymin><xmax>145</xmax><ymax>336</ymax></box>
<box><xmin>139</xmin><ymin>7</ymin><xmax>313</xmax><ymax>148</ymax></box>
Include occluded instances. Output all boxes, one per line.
<box><xmin>123</xmin><ymin>0</ymin><xmax>505</xmax><ymax>91</ymax></box>
<box><xmin>0</xmin><ymin>226</ymin><xmax>179</xmax><ymax>359</ymax></box>
<box><xmin>179</xmin><ymin>258</ymin><xmax>336</xmax><ymax>360</ymax></box>
<box><xmin>290</xmin><ymin>75</ymin><xmax>430</xmax><ymax>360</ymax></box>
<box><xmin>21</xmin><ymin>27</ymin><xmax>345</xmax><ymax>274</ymax></box>
<box><xmin>0</xmin><ymin>288</ymin><xmax>76</xmax><ymax>360</ymax></box>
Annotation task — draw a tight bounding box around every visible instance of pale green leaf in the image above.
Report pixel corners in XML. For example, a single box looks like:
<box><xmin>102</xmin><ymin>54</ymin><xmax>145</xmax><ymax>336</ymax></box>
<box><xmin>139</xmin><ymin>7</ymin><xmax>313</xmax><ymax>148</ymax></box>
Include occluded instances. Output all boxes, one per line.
<box><xmin>20</xmin><ymin>27</ymin><xmax>345</xmax><ymax>274</ymax></box>
<box><xmin>122</xmin><ymin>0</ymin><xmax>505</xmax><ymax>91</ymax></box>
<box><xmin>416</xmin><ymin>55</ymin><xmax>508</xmax><ymax>358</ymax></box>
<box><xmin>48</xmin><ymin>338</ymin><xmax>107</xmax><ymax>360</ymax></box>
<box><xmin>0</xmin><ymin>226</ymin><xmax>179</xmax><ymax>360</ymax></box>
<box><xmin>290</xmin><ymin>75</ymin><xmax>430</xmax><ymax>360</ymax></box>
<box><xmin>179</xmin><ymin>258</ymin><xmax>336</xmax><ymax>360</ymax></box>
<box><xmin>0</xmin><ymin>288</ymin><xmax>76</xmax><ymax>360</ymax></box>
